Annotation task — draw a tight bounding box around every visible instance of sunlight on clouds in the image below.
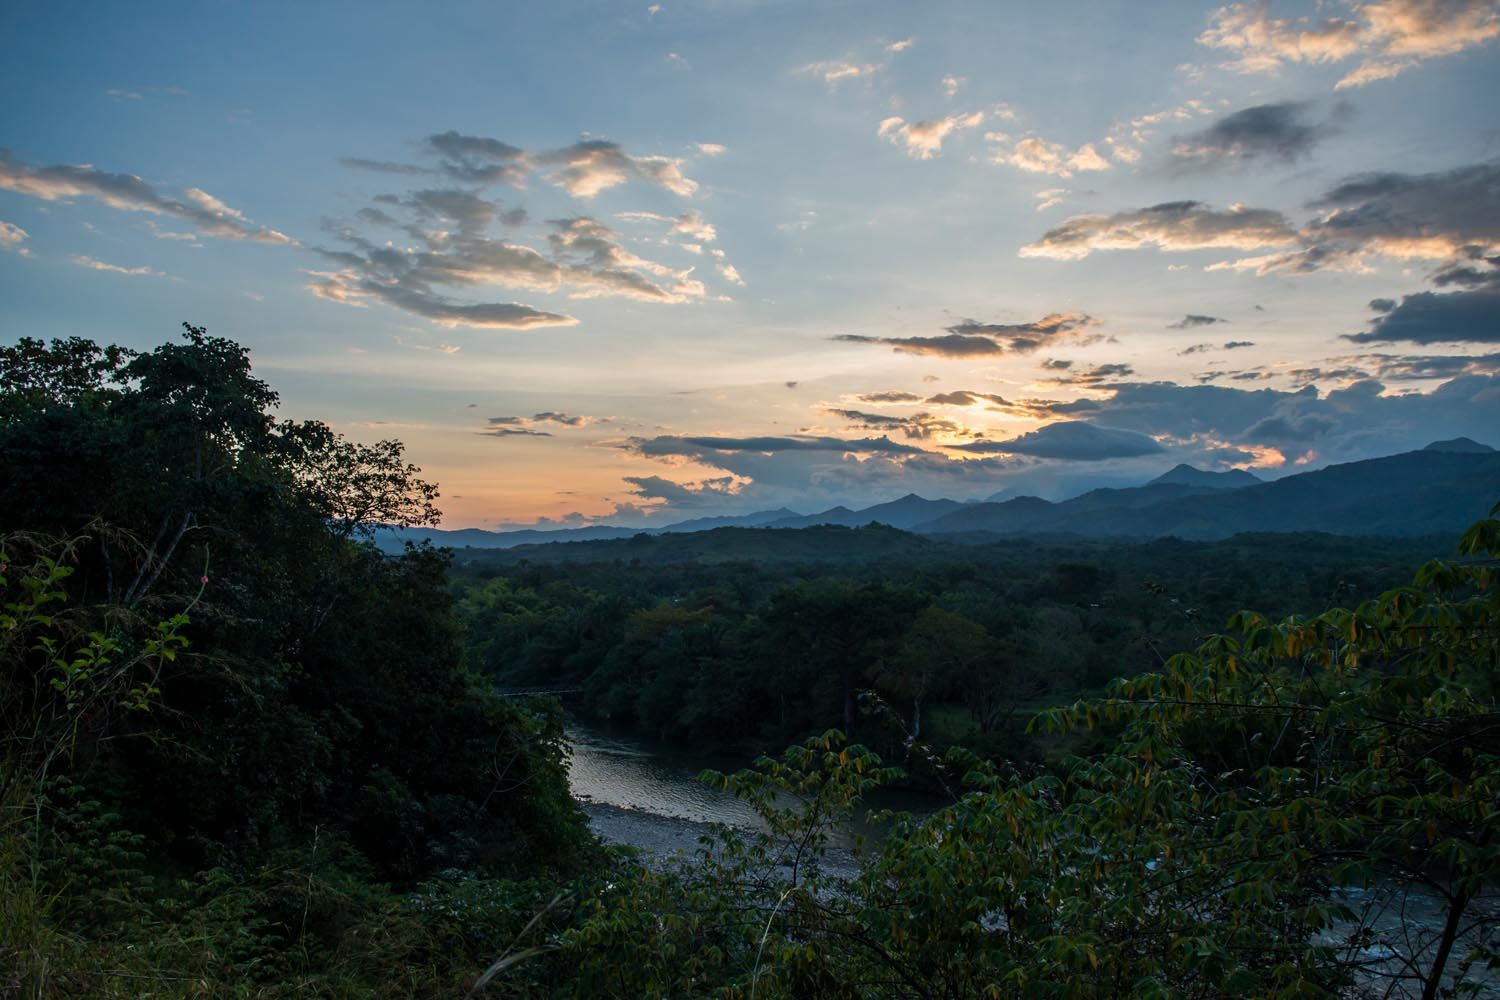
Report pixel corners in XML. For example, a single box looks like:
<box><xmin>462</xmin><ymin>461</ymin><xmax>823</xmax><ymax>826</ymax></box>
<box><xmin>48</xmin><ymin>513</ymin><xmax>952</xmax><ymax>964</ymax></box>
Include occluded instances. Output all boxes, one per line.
<box><xmin>0</xmin><ymin>220</ymin><xmax>29</xmax><ymax>255</ymax></box>
<box><xmin>0</xmin><ymin>153</ymin><xmax>297</xmax><ymax>245</ymax></box>
<box><xmin>879</xmin><ymin>111</ymin><xmax>986</xmax><ymax>159</ymax></box>
<box><xmin>801</xmin><ymin>59</ymin><xmax>883</xmax><ymax>83</ymax></box>
<box><xmin>990</xmin><ymin>135</ymin><xmax>1112</xmax><ymax>177</ymax></box>
<box><xmin>71</xmin><ymin>254</ymin><xmax>166</xmax><ymax>277</ymax></box>
<box><xmin>1198</xmin><ymin>0</ymin><xmax>1500</xmax><ymax>88</ymax></box>
<box><xmin>541</xmin><ymin>141</ymin><xmax>698</xmax><ymax>198</ymax></box>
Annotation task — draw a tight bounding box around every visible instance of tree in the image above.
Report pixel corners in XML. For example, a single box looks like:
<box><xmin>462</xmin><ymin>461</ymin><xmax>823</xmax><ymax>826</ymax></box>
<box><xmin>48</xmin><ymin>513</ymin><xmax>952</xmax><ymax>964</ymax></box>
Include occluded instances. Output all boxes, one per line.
<box><xmin>873</xmin><ymin>606</ymin><xmax>992</xmax><ymax>740</ymax></box>
<box><xmin>761</xmin><ymin>580</ymin><xmax>926</xmax><ymax>734</ymax></box>
<box><xmin>0</xmin><ymin>325</ymin><xmax>588</xmax><ymax>885</ymax></box>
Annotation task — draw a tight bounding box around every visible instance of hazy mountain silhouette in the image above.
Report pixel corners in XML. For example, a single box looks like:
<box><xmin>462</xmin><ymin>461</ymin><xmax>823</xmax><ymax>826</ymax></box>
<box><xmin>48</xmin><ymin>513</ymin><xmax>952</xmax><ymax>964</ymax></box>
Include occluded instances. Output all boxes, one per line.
<box><xmin>1422</xmin><ymin>437</ymin><xmax>1496</xmax><ymax>454</ymax></box>
<box><xmin>375</xmin><ymin>442</ymin><xmax>1500</xmax><ymax>552</ymax></box>
<box><xmin>1147</xmin><ymin>464</ymin><xmax>1262</xmax><ymax>489</ymax></box>
<box><xmin>764</xmin><ymin>494</ymin><xmax>963</xmax><ymax>530</ymax></box>
<box><xmin>916</xmin><ymin>447</ymin><xmax>1500</xmax><ymax>539</ymax></box>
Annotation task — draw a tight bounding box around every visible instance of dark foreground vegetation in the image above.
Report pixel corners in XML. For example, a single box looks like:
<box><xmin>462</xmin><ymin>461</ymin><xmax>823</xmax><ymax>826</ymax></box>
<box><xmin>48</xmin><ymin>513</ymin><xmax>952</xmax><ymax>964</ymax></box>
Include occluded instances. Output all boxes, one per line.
<box><xmin>2</xmin><ymin>328</ymin><xmax>1496</xmax><ymax>998</ymax></box>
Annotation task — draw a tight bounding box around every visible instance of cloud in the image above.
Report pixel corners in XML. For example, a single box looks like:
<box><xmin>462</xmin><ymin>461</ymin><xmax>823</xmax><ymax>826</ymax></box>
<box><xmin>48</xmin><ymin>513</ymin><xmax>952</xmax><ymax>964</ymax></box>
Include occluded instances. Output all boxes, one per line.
<box><xmin>532</xmin><ymin>411</ymin><xmax>592</xmax><ymax>426</ymax></box>
<box><xmin>406</xmin><ymin>187</ymin><xmax>501</xmax><ymax>233</ymax></box>
<box><xmin>1211</xmin><ymin>161</ymin><xmax>1500</xmax><ymax>277</ymax></box>
<box><xmin>480</xmin><ymin>423</ymin><xmax>553</xmax><ymax>438</ymax></box>
<box><xmin>879</xmin><ymin>111</ymin><xmax>986</xmax><ymax>159</ymax></box>
<box><xmin>353</xmin><ymin>284</ymin><xmax>575</xmax><ymax>328</ymax></box>
<box><xmin>695</xmin><ymin>142</ymin><xmax>727</xmax><ymax>156</ymax></box>
<box><xmin>1016</xmin><ymin>375</ymin><xmax>1500</xmax><ymax>466</ymax></box>
<box><xmin>538</xmin><ymin>139</ymin><xmax>697</xmax><ymax>198</ymax></box>
<box><xmin>1181</xmin><ymin>340</ymin><xmax>1256</xmax><ymax>355</ymax></box>
<box><xmin>1171</xmin><ymin>101</ymin><xmax>1327</xmax><ymax>166</ymax></box>
<box><xmin>623</xmin><ymin>474</ymin><xmax>741</xmax><ymax>507</ymax></box>
<box><xmin>1041</xmin><ymin>362</ymin><xmax>1137</xmax><ymax>386</ymax></box>
<box><xmin>71</xmin><ymin>254</ymin><xmax>165</xmax><ymax>277</ymax></box>
<box><xmin>0</xmin><ymin>151</ymin><xmax>296</xmax><ymax>244</ymax></box>
<box><xmin>1303</xmin><ymin>161</ymin><xmax>1500</xmax><ymax>259</ymax></box>
<box><xmin>0</xmin><ymin>220</ymin><xmax>28</xmax><ymax>255</ymax></box>
<box><xmin>1035</xmin><ymin>188</ymin><xmax>1069</xmax><ymax>211</ymax></box>
<box><xmin>321</xmin><ymin>132</ymin><xmax>738</xmax><ymax>327</ymax></box>
<box><xmin>627</xmin><ymin>434</ymin><xmax>925</xmax><ymax>459</ymax></box>
<box><xmin>988</xmin><ymin>134</ymin><xmax>1112</xmax><ymax>177</ymax></box>
<box><xmin>347</xmin><ymin>131</ymin><xmax>698</xmax><ymax>196</ymax></box>
<box><xmin>424</xmin><ymin>130</ymin><xmax>529</xmax><ymax>185</ymax></box>
<box><xmin>616</xmin><ymin>209</ymin><xmax>718</xmax><ymax>242</ymax></box>
<box><xmin>1169</xmin><ymin>314</ymin><xmax>1228</xmax><ymax>328</ymax></box>
<box><xmin>1198</xmin><ymin>0</ymin><xmax>1500</xmax><ymax>88</ymax></box>
<box><xmin>800</xmin><ymin>60</ymin><xmax>883</xmax><ymax>83</ymax></box>
<box><xmin>858</xmin><ymin>390</ymin><xmax>923</xmax><ymax>403</ymax></box>
<box><xmin>1240</xmin><ymin>409</ymin><xmax>1336</xmax><ymax>443</ymax></box>
<box><xmin>1103</xmin><ymin>99</ymin><xmax>1218</xmax><ymax>164</ymax></box>
<box><xmin>837</xmin><ymin>333</ymin><xmax>1012</xmax><ymax>357</ymax></box>
<box><xmin>1348</xmin><ymin>351</ymin><xmax>1500</xmax><ymax>379</ymax></box>
<box><xmin>617</xmin><ymin>373</ymin><xmax>1500</xmax><ymax>511</ymax></box>
<box><xmin>310</xmin><ymin>203</ymin><xmax>717</xmax><ymax>327</ymax></box>
<box><xmin>547</xmin><ymin>216</ymin><xmax>710</xmax><ymax>301</ymax></box>
<box><xmin>1034</xmin><ymin>161</ymin><xmax>1500</xmax><ymax>280</ymax></box>
<box><xmin>951</xmin><ymin>421</ymin><xmax>1164</xmax><ymax>460</ymax></box>
<box><xmin>395</xmin><ymin>336</ymin><xmax>461</xmax><ymax>354</ymax></box>
<box><xmin>886</xmin><ymin>38</ymin><xmax>915</xmax><ymax>52</ymax></box>
<box><xmin>1343</xmin><ymin>286</ymin><xmax>1500</xmax><ymax>344</ymax></box>
<box><xmin>486</xmin><ymin>411</ymin><xmax>595</xmax><ymax>434</ymax></box>
<box><xmin>1022</xmin><ymin>200</ymin><xmax>1298</xmax><ymax>260</ymax></box>
<box><xmin>836</xmin><ymin>312</ymin><xmax>1096</xmax><ymax>357</ymax></box>
<box><xmin>824</xmin><ymin>408</ymin><xmax>974</xmax><ymax>440</ymax></box>
<box><xmin>340</xmin><ymin>158</ymin><xmax>436</xmax><ymax>176</ymax></box>
<box><xmin>924</xmin><ymin>390</ymin><xmax>1012</xmax><ymax>406</ymax></box>
<box><xmin>942</xmin><ymin>74</ymin><xmax>963</xmax><ymax>98</ymax></box>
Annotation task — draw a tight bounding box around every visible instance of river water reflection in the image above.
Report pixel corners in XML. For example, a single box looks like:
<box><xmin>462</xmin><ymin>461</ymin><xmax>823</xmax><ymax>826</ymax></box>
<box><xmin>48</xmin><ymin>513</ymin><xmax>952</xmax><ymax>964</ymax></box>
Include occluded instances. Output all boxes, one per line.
<box><xmin>564</xmin><ymin>720</ymin><xmax>942</xmax><ymax>860</ymax></box>
<box><xmin>565</xmin><ymin>722</ymin><xmax>764</xmax><ymax>829</ymax></box>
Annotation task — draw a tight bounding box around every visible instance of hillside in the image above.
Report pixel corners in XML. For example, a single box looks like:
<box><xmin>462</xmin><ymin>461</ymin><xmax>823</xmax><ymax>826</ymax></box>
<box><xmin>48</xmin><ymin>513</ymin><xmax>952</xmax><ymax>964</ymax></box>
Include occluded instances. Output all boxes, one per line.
<box><xmin>917</xmin><ymin>449</ymin><xmax>1500</xmax><ymax>540</ymax></box>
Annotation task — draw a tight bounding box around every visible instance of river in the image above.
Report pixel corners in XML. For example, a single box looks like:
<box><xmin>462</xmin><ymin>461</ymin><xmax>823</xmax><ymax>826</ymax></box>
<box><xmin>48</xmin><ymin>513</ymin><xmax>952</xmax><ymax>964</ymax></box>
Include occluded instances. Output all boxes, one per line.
<box><xmin>564</xmin><ymin>720</ymin><xmax>939</xmax><ymax>866</ymax></box>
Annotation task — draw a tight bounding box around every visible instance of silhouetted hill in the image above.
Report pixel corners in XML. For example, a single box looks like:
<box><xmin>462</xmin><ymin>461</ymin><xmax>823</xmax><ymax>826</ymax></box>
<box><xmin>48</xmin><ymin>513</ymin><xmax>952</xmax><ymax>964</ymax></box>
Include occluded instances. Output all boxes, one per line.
<box><xmin>918</xmin><ymin>484</ymin><xmax>1216</xmax><ymax>535</ymax></box>
<box><xmin>371</xmin><ymin>523</ymin><xmax>642</xmax><ymax>553</ymax></box>
<box><xmin>764</xmin><ymin>505</ymin><xmax>860</xmax><ymax>529</ymax></box>
<box><xmin>450</xmin><ymin>523</ymin><xmax>939</xmax><ymax>566</ymax></box>
<box><xmin>1147</xmin><ymin>464</ymin><xmax>1261</xmax><ymax>489</ymax></box>
<box><xmin>657</xmin><ymin>508</ymin><xmax>802</xmax><ymax>533</ymax></box>
<box><xmin>918</xmin><ymin>450</ymin><xmax>1500</xmax><ymax>540</ymax></box>
<box><xmin>764</xmin><ymin>494</ymin><xmax>964</xmax><ymax>530</ymax></box>
<box><xmin>1422</xmin><ymin>437</ymin><xmax>1495</xmax><ymax>454</ymax></box>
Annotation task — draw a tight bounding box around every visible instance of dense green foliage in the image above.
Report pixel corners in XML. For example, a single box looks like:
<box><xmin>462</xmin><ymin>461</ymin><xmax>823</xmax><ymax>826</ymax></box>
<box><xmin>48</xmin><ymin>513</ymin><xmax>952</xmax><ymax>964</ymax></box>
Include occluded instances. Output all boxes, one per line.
<box><xmin>1</xmin><ymin>329</ymin><xmax>591</xmax><ymax>997</ymax></box>
<box><xmin>451</xmin><ymin>531</ymin><xmax>1438</xmax><ymax>757</ymax></box>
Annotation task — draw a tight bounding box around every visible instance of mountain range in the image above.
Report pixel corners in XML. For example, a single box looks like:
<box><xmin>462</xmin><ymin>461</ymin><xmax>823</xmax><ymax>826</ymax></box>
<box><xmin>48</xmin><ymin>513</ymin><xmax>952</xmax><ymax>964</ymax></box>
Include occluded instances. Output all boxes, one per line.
<box><xmin>372</xmin><ymin>439</ymin><xmax>1500</xmax><ymax>553</ymax></box>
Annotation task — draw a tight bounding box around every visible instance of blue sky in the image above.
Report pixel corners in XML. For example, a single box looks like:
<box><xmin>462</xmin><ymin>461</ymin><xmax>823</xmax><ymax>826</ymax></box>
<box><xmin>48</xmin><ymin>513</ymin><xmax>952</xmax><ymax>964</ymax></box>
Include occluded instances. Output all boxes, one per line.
<box><xmin>3</xmin><ymin>0</ymin><xmax>1499</xmax><ymax>527</ymax></box>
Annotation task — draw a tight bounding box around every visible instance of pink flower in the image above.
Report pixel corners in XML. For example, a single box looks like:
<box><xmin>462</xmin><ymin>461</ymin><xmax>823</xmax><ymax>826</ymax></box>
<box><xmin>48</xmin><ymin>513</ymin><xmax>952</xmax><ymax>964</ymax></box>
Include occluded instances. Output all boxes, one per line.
<box><xmin>199</xmin><ymin>575</ymin><xmax>210</xmax><ymax>585</ymax></box>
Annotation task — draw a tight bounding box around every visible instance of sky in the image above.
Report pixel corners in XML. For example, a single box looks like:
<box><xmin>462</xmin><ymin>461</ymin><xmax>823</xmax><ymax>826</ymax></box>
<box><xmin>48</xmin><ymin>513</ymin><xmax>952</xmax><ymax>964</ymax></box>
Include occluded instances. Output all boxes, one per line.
<box><xmin>2</xmin><ymin>0</ymin><xmax>1499</xmax><ymax>529</ymax></box>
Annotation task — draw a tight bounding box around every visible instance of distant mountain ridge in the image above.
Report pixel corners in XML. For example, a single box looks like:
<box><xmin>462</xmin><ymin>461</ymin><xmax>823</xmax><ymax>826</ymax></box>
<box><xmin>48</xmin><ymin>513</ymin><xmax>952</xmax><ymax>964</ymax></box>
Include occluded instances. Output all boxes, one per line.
<box><xmin>1423</xmin><ymin>437</ymin><xmax>1496</xmax><ymax>454</ymax></box>
<box><xmin>1148</xmin><ymin>464</ymin><xmax>1262</xmax><ymax>489</ymax></box>
<box><xmin>374</xmin><ymin>442</ymin><xmax>1500</xmax><ymax>552</ymax></box>
<box><xmin>916</xmin><ymin>448</ymin><xmax>1500</xmax><ymax>540</ymax></box>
